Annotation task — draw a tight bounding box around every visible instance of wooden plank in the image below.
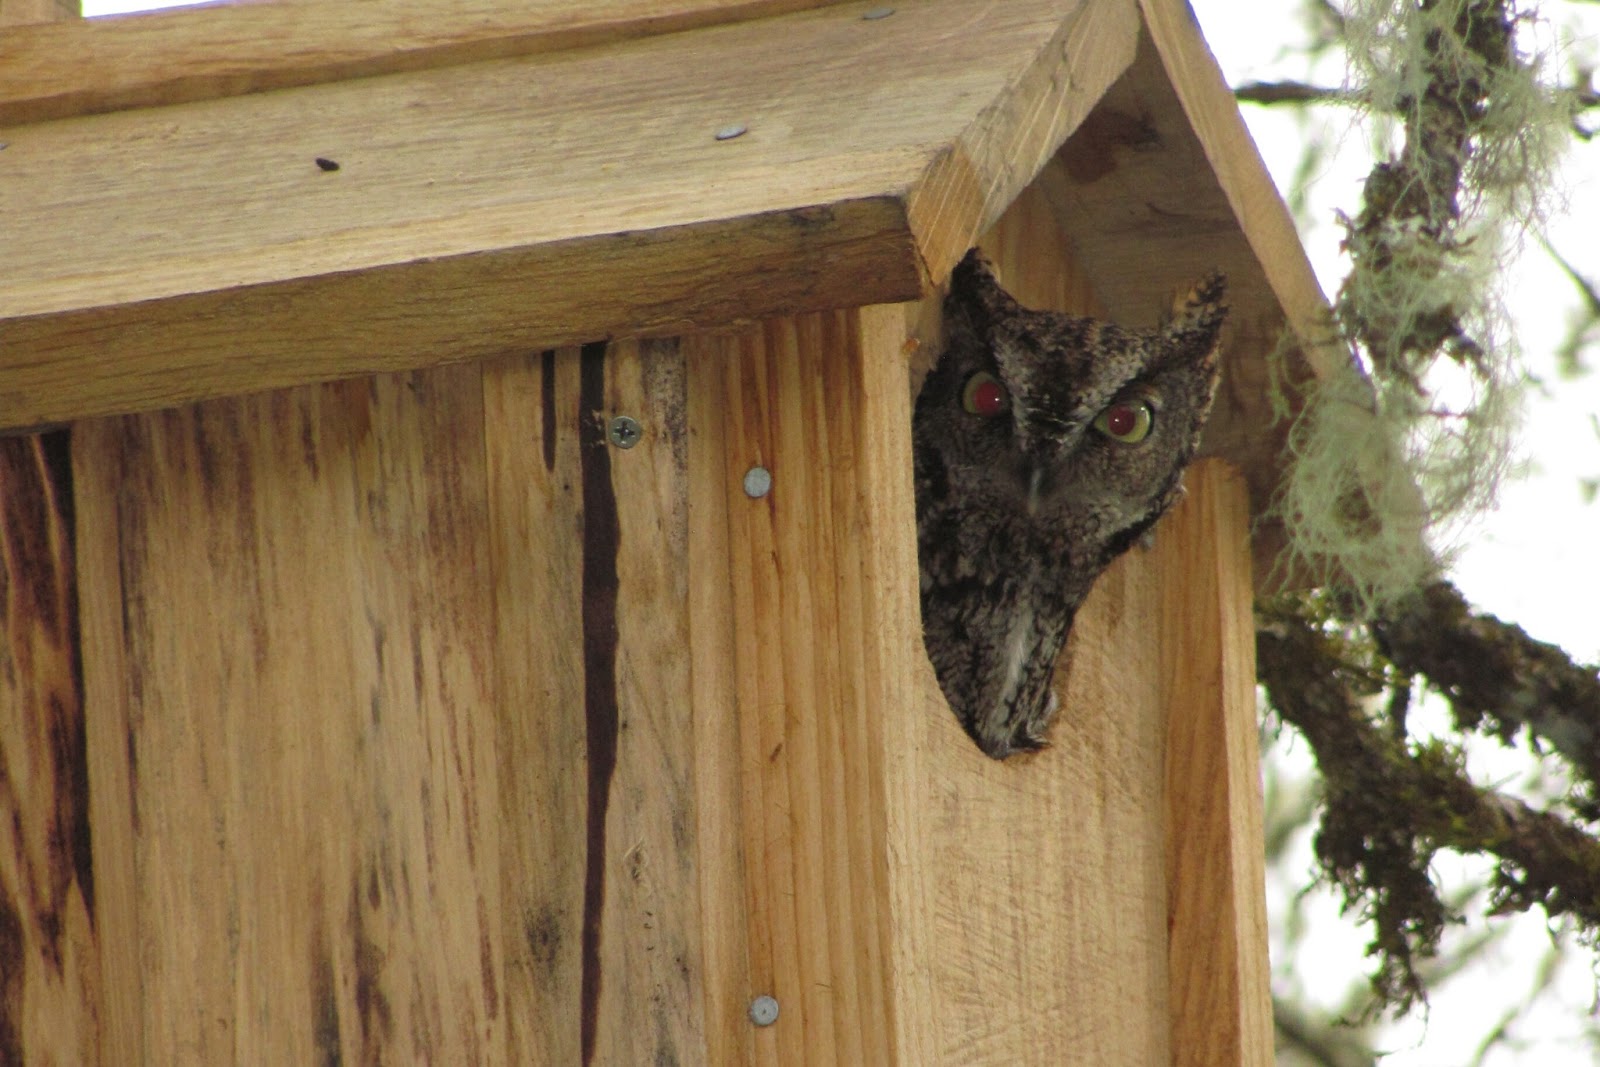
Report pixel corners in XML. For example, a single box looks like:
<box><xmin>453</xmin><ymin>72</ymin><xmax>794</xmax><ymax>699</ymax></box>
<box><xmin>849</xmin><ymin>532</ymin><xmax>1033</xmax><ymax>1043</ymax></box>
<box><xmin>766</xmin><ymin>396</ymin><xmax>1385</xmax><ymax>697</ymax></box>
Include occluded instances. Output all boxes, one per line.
<box><xmin>0</xmin><ymin>0</ymin><xmax>1138</xmax><ymax>433</ymax></box>
<box><xmin>481</xmin><ymin>310</ymin><xmax>934</xmax><ymax>1064</ymax></box>
<box><xmin>0</xmin><ymin>0</ymin><xmax>852</xmax><ymax>126</ymax></box>
<box><xmin>484</xmin><ymin>341</ymin><xmax>712</xmax><ymax>1066</ymax></box>
<box><xmin>682</xmin><ymin>303</ymin><xmax>935</xmax><ymax>1065</ymax></box>
<box><xmin>1159</xmin><ymin>459</ymin><xmax>1272</xmax><ymax>1067</ymax></box>
<box><xmin>0</xmin><ymin>432</ymin><xmax>100</xmax><ymax>1067</ymax></box>
<box><xmin>72</xmin><ymin>372</ymin><xmax>506</xmax><ymax>1063</ymax></box>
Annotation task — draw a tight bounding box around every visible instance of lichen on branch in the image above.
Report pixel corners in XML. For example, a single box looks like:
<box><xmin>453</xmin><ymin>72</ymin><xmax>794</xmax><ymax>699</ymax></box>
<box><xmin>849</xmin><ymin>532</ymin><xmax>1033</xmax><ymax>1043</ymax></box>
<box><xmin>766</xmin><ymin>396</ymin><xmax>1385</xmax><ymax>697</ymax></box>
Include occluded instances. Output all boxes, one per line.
<box><xmin>1257</xmin><ymin>590</ymin><xmax>1600</xmax><ymax>1012</ymax></box>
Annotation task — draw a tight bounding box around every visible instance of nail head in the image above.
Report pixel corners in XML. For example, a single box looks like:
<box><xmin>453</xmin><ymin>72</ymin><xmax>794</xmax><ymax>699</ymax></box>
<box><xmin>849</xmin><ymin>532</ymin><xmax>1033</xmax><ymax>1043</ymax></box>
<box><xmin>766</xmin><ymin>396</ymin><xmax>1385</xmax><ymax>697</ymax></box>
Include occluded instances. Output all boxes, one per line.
<box><xmin>862</xmin><ymin>6</ymin><xmax>895</xmax><ymax>19</ymax></box>
<box><xmin>608</xmin><ymin>416</ymin><xmax>642</xmax><ymax>449</ymax></box>
<box><xmin>748</xmin><ymin>995</ymin><xmax>780</xmax><ymax>1027</ymax></box>
<box><xmin>714</xmin><ymin>124</ymin><xmax>748</xmax><ymax>141</ymax></box>
<box><xmin>743</xmin><ymin>466</ymin><xmax>773</xmax><ymax>498</ymax></box>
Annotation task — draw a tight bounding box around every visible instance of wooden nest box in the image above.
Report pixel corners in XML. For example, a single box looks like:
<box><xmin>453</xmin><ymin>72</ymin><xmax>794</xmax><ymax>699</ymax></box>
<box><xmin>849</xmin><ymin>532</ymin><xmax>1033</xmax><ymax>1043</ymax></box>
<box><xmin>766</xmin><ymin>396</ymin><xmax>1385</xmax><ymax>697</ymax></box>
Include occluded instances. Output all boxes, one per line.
<box><xmin>1</xmin><ymin>0</ymin><xmax>1338</xmax><ymax>1062</ymax></box>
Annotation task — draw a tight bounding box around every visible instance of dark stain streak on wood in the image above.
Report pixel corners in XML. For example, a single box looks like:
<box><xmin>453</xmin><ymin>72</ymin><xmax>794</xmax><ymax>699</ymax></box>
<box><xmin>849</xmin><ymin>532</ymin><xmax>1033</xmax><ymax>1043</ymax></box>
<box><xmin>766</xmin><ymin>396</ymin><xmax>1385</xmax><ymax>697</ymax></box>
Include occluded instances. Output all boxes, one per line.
<box><xmin>350</xmin><ymin>882</ymin><xmax>394</xmax><ymax>1054</ymax></box>
<box><xmin>309</xmin><ymin>924</ymin><xmax>343</xmax><ymax>1067</ymax></box>
<box><xmin>577</xmin><ymin>341</ymin><xmax>621</xmax><ymax>1067</ymax></box>
<box><xmin>0</xmin><ymin>897</ymin><xmax>24</xmax><ymax>1067</ymax></box>
<box><xmin>523</xmin><ymin>903</ymin><xmax>563</xmax><ymax>976</ymax></box>
<box><xmin>541</xmin><ymin>350</ymin><xmax>558</xmax><ymax>472</ymax></box>
<box><xmin>2</xmin><ymin>432</ymin><xmax>96</xmax><ymax>948</ymax></box>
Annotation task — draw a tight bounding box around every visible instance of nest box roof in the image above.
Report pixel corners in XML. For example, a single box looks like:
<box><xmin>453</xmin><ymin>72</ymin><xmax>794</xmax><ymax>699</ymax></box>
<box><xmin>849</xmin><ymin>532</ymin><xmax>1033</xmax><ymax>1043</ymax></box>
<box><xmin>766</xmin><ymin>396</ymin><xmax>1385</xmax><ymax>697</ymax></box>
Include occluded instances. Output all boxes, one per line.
<box><xmin>1</xmin><ymin>0</ymin><xmax>1344</xmax><ymax>548</ymax></box>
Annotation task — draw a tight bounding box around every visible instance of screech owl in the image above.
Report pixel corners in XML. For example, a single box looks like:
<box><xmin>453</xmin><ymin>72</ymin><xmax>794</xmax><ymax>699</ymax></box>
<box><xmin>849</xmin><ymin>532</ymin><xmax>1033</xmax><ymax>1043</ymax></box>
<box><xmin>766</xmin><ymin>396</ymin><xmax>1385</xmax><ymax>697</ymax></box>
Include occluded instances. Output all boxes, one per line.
<box><xmin>914</xmin><ymin>249</ymin><xmax>1227</xmax><ymax>759</ymax></box>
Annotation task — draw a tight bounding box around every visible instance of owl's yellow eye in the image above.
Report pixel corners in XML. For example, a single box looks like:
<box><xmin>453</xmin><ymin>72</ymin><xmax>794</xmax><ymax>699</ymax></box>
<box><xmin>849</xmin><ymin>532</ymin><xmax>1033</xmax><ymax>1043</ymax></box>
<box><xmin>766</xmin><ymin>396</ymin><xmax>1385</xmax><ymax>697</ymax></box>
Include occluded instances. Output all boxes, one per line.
<box><xmin>1093</xmin><ymin>401</ymin><xmax>1153</xmax><ymax>443</ymax></box>
<box><xmin>962</xmin><ymin>372</ymin><xmax>1008</xmax><ymax>417</ymax></box>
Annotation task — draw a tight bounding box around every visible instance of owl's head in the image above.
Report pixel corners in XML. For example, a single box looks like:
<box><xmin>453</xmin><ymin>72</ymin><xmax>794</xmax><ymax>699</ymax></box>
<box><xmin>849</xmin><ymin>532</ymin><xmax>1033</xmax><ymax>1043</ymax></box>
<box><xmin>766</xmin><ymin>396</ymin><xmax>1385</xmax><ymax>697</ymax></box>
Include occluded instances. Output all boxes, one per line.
<box><xmin>919</xmin><ymin>250</ymin><xmax>1227</xmax><ymax>550</ymax></box>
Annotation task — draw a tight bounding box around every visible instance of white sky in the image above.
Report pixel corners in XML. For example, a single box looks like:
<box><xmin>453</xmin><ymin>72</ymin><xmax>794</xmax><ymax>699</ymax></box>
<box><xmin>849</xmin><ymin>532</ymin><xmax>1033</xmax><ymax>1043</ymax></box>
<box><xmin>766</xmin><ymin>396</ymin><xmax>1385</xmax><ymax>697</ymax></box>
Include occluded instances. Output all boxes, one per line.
<box><xmin>52</xmin><ymin>0</ymin><xmax>1600</xmax><ymax>1061</ymax></box>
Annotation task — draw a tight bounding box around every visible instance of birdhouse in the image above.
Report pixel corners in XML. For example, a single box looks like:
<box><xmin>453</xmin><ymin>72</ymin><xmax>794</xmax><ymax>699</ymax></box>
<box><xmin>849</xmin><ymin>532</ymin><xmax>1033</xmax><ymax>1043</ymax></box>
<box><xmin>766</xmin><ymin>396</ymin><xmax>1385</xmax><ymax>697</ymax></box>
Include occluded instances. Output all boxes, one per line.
<box><xmin>1</xmin><ymin>0</ymin><xmax>1339</xmax><ymax>1062</ymax></box>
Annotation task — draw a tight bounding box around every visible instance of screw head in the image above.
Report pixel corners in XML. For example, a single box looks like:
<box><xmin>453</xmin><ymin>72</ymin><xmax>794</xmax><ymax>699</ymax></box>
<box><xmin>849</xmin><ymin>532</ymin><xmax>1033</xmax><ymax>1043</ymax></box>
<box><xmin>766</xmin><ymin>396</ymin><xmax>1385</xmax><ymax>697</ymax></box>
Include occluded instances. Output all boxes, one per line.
<box><xmin>862</xmin><ymin>6</ymin><xmax>895</xmax><ymax>19</ymax></box>
<box><xmin>748</xmin><ymin>994</ymin><xmax>780</xmax><ymax>1027</ymax></box>
<box><xmin>714</xmin><ymin>123</ymin><xmax>748</xmax><ymax>141</ymax></box>
<box><xmin>608</xmin><ymin>416</ymin><xmax>642</xmax><ymax>449</ymax></box>
<box><xmin>743</xmin><ymin>466</ymin><xmax>773</xmax><ymax>498</ymax></box>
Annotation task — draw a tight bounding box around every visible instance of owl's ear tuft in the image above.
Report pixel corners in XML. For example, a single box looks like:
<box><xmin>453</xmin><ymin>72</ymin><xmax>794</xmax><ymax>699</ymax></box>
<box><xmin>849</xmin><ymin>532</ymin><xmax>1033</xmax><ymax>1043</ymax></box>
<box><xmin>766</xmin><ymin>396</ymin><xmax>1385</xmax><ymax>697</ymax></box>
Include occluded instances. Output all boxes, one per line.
<box><xmin>1166</xmin><ymin>270</ymin><xmax>1228</xmax><ymax>338</ymax></box>
<box><xmin>947</xmin><ymin>248</ymin><xmax>1020</xmax><ymax>330</ymax></box>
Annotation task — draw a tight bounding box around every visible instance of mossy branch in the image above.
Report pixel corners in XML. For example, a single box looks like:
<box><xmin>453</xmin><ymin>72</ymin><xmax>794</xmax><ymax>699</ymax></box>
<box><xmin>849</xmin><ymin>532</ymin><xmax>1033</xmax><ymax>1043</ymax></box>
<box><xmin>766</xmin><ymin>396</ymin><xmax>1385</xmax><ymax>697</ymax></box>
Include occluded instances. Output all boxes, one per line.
<box><xmin>1373</xmin><ymin>581</ymin><xmax>1600</xmax><ymax>813</ymax></box>
<box><xmin>1257</xmin><ymin>591</ymin><xmax>1600</xmax><ymax>1013</ymax></box>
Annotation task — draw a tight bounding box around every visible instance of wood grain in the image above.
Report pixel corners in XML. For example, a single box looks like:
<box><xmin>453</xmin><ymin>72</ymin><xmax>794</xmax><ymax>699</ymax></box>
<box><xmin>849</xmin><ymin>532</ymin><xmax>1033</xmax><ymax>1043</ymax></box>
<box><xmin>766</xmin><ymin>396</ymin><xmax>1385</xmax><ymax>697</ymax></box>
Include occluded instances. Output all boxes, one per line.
<box><xmin>0</xmin><ymin>0</ymin><xmax>74</xmax><ymax>29</ymax></box>
<box><xmin>482</xmin><ymin>309</ymin><xmax>933</xmax><ymax>1065</ymax></box>
<box><xmin>73</xmin><ymin>373</ymin><xmax>506</xmax><ymax>1064</ymax></box>
<box><xmin>0</xmin><ymin>0</ymin><xmax>853</xmax><ymax>126</ymax></box>
<box><xmin>905</xmin><ymin>0</ymin><xmax>1138</xmax><ymax>283</ymax></box>
<box><xmin>683</xmin><ymin>305</ymin><xmax>934</xmax><ymax>1065</ymax></box>
<box><xmin>0</xmin><ymin>0</ymin><xmax>1137</xmax><ymax>433</ymax></box>
<box><xmin>0</xmin><ymin>432</ymin><xmax>99</xmax><ymax>1067</ymax></box>
<box><xmin>1159</xmin><ymin>460</ymin><xmax>1272</xmax><ymax>1067</ymax></box>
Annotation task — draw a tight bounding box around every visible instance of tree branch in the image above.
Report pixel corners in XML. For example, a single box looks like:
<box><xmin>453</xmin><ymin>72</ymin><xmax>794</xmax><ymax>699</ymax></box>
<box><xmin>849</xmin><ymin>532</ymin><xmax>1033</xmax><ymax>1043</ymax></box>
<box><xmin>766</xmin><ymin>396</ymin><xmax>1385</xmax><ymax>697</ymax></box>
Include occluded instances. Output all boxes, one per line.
<box><xmin>1372</xmin><ymin>582</ymin><xmax>1600</xmax><ymax>811</ymax></box>
<box><xmin>1257</xmin><ymin>595</ymin><xmax>1600</xmax><ymax>1012</ymax></box>
<box><xmin>1234</xmin><ymin>80</ymin><xmax>1359</xmax><ymax>107</ymax></box>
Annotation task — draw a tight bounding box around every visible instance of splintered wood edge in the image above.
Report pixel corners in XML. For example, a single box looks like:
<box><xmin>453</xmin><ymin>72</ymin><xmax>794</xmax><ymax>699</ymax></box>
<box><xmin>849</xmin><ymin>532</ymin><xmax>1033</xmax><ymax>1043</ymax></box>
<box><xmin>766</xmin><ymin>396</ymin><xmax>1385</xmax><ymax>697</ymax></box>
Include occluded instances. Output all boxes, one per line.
<box><xmin>0</xmin><ymin>0</ymin><xmax>857</xmax><ymax>125</ymax></box>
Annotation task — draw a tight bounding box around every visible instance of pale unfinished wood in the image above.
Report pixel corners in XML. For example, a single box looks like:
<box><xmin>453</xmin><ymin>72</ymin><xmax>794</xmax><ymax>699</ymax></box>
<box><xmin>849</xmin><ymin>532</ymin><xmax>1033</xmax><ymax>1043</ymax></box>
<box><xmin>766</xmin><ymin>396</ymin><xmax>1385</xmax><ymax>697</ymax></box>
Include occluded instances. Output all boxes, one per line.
<box><xmin>73</xmin><ymin>375</ymin><xmax>506</xmax><ymax>1064</ymax></box>
<box><xmin>903</xmin><ymin>0</ymin><xmax>1138</xmax><ymax>285</ymax></box>
<box><xmin>0</xmin><ymin>0</ymin><xmax>74</xmax><ymax>29</ymax></box>
<box><xmin>0</xmin><ymin>0</ymin><xmax>1138</xmax><ymax>433</ymax></box>
<box><xmin>682</xmin><ymin>305</ymin><xmax>935</xmax><ymax>1066</ymax></box>
<box><xmin>1159</xmin><ymin>459</ymin><xmax>1272</xmax><ymax>1067</ymax></box>
<box><xmin>0</xmin><ymin>0</ymin><xmax>852</xmax><ymax>125</ymax></box>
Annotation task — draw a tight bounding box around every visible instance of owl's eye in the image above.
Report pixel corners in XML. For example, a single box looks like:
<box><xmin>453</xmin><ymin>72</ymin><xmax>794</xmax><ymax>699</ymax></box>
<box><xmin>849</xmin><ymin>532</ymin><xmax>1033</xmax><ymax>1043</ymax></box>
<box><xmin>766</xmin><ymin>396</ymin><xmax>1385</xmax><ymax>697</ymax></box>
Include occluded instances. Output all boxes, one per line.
<box><xmin>1093</xmin><ymin>401</ymin><xmax>1154</xmax><ymax>443</ymax></box>
<box><xmin>962</xmin><ymin>372</ymin><xmax>1008</xmax><ymax>417</ymax></box>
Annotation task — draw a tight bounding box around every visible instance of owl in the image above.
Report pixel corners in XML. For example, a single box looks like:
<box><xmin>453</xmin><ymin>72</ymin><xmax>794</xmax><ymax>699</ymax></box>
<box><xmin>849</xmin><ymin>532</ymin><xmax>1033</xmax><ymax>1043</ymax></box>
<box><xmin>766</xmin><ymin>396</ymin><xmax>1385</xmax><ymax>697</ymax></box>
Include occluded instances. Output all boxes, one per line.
<box><xmin>914</xmin><ymin>249</ymin><xmax>1227</xmax><ymax>759</ymax></box>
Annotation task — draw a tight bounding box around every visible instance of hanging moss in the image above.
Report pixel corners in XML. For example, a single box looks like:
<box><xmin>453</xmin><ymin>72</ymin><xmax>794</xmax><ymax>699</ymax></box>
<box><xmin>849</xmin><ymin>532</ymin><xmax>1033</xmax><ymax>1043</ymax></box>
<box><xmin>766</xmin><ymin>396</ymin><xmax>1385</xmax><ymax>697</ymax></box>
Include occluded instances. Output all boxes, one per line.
<box><xmin>1271</xmin><ymin>0</ymin><xmax>1575</xmax><ymax>610</ymax></box>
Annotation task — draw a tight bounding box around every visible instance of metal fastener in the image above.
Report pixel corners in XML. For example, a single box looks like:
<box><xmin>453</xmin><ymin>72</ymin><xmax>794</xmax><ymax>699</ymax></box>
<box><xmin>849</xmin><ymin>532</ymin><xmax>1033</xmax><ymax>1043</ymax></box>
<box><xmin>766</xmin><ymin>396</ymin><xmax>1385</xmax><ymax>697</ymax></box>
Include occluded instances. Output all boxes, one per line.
<box><xmin>748</xmin><ymin>995</ymin><xmax>780</xmax><ymax>1027</ymax></box>
<box><xmin>862</xmin><ymin>6</ymin><xmax>895</xmax><ymax>19</ymax></box>
<box><xmin>714</xmin><ymin>123</ymin><xmax>748</xmax><ymax>141</ymax></box>
<box><xmin>608</xmin><ymin>416</ymin><xmax>642</xmax><ymax>449</ymax></box>
<box><xmin>743</xmin><ymin>466</ymin><xmax>773</xmax><ymax>498</ymax></box>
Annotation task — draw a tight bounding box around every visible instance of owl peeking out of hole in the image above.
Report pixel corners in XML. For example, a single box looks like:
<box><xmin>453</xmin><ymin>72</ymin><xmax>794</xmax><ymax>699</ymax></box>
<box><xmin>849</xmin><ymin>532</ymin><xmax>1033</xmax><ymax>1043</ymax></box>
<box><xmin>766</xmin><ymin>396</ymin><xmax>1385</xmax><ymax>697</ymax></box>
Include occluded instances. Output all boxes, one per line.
<box><xmin>913</xmin><ymin>249</ymin><xmax>1227</xmax><ymax>759</ymax></box>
